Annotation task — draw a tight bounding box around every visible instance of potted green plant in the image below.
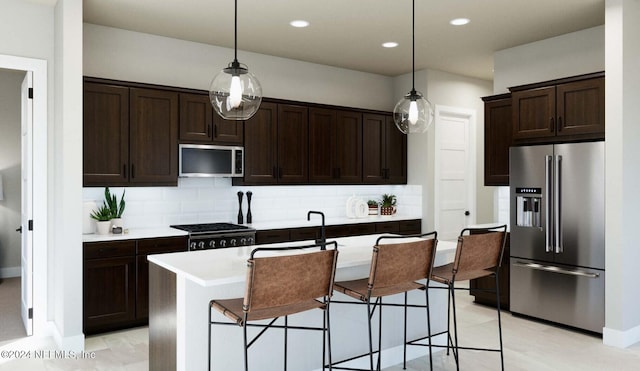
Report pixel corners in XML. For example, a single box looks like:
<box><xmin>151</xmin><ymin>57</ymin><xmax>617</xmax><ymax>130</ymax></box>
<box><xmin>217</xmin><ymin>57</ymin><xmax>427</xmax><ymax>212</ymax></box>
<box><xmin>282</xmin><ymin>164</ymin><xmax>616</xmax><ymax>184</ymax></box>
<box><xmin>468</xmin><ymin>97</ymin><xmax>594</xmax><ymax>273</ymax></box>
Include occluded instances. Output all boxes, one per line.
<box><xmin>105</xmin><ymin>187</ymin><xmax>125</xmax><ymax>228</ymax></box>
<box><xmin>380</xmin><ymin>194</ymin><xmax>397</xmax><ymax>216</ymax></box>
<box><xmin>90</xmin><ymin>203</ymin><xmax>113</xmax><ymax>235</ymax></box>
<box><xmin>367</xmin><ymin>199</ymin><xmax>379</xmax><ymax>215</ymax></box>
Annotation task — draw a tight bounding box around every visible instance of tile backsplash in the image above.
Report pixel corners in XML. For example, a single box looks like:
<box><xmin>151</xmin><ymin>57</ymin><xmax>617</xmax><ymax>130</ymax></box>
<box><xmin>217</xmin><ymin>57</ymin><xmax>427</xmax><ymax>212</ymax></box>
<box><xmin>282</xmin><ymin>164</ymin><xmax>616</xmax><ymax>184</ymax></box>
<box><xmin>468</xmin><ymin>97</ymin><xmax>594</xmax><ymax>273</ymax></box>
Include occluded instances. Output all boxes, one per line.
<box><xmin>83</xmin><ymin>178</ymin><xmax>422</xmax><ymax>229</ymax></box>
<box><xmin>496</xmin><ymin>186</ymin><xmax>510</xmax><ymax>225</ymax></box>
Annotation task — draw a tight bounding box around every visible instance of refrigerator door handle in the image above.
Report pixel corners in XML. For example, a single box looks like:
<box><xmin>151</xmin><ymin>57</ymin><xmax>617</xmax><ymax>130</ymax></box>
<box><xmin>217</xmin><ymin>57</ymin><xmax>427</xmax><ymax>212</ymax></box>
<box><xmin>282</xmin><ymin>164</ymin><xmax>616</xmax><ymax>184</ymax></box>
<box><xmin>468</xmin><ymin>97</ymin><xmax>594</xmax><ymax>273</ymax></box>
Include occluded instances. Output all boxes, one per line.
<box><xmin>554</xmin><ymin>155</ymin><xmax>563</xmax><ymax>254</ymax></box>
<box><xmin>545</xmin><ymin>155</ymin><xmax>553</xmax><ymax>253</ymax></box>
<box><xmin>513</xmin><ymin>261</ymin><xmax>599</xmax><ymax>279</ymax></box>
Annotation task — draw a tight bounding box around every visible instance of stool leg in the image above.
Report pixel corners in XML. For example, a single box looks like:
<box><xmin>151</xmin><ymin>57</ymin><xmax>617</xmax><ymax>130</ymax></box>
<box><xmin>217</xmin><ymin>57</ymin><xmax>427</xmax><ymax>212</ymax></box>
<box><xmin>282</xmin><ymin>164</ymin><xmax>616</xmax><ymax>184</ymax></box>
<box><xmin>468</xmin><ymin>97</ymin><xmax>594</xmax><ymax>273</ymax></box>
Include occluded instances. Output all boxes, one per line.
<box><xmin>377</xmin><ymin>297</ymin><xmax>382</xmax><ymax>371</ymax></box>
<box><xmin>445</xmin><ymin>284</ymin><xmax>452</xmax><ymax>356</ymax></box>
<box><xmin>243</xmin><ymin>314</ymin><xmax>249</xmax><ymax>371</ymax></box>
<box><xmin>366</xmin><ymin>298</ymin><xmax>375</xmax><ymax>371</ymax></box>
<box><xmin>450</xmin><ymin>284</ymin><xmax>460</xmax><ymax>371</ymax></box>
<box><xmin>495</xmin><ymin>273</ymin><xmax>504</xmax><ymax>371</ymax></box>
<box><xmin>403</xmin><ymin>292</ymin><xmax>408</xmax><ymax>369</ymax></box>
<box><xmin>208</xmin><ymin>306</ymin><xmax>212</xmax><ymax>371</ymax></box>
<box><xmin>284</xmin><ymin>315</ymin><xmax>288</xmax><ymax>371</ymax></box>
<box><xmin>326</xmin><ymin>300</ymin><xmax>333</xmax><ymax>370</ymax></box>
<box><xmin>425</xmin><ymin>283</ymin><xmax>433</xmax><ymax>371</ymax></box>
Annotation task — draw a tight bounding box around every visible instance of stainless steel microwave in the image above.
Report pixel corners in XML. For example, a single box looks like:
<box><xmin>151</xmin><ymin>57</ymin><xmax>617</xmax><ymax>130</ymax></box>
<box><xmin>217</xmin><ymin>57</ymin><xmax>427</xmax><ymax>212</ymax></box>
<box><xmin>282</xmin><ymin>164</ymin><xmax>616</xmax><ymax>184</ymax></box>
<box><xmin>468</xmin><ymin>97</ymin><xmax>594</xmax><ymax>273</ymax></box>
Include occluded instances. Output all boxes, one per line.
<box><xmin>178</xmin><ymin>144</ymin><xmax>244</xmax><ymax>177</ymax></box>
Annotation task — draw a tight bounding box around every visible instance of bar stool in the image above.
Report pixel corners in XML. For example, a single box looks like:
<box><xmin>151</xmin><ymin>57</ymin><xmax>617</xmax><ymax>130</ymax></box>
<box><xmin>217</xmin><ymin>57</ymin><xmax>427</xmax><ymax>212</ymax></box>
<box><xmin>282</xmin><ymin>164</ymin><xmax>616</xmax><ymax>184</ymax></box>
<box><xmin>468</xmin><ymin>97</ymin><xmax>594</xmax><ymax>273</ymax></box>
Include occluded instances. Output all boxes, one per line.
<box><xmin>430</xmin><ymin>225</ymin><xmax>507</xmax><ymax>370</ymax></box>
<box><xmin>330</xmin><ymin>232</ymin><xmax>438</xmax><ymax>371</ymax></box>
<box><xmin>208</xmin><ymin>241</ymin><xmax>339</xmax><ymax>371</ymax></box>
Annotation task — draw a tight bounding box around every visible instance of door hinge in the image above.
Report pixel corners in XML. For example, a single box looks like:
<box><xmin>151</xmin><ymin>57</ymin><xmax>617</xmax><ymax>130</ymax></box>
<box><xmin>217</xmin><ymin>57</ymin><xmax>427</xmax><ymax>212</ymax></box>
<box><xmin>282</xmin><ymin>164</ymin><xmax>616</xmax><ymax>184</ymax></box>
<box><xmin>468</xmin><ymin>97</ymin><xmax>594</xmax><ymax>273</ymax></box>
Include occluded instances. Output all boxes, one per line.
<box><xmin>28</xmin><ymin>88</ymin><xmax>33</xmax><ymax>99</ymax></box>
<box><xmin>28</xmin><ymin>308</ymin><xmax>33</xmax><ymax>319</ymax></box>
<box><xmin>28</xmin><ymin>220</ymin><xmax>33</xmax><ymax>231</ymax></box>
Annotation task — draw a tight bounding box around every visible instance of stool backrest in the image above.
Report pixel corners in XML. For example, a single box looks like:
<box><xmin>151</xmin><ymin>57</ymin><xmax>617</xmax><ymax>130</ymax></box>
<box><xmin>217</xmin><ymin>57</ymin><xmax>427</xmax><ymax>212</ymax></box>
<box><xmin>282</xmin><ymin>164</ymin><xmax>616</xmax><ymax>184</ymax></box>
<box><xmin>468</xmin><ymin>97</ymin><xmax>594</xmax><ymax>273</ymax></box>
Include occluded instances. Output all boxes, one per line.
<box><xmin>243</xmin><ymin>242</ymin><xmax>338</xmax><ymax>312</ymax></box>
<box><xmin>369</xmin><ymin>234</ymin><xmax>438</xmax><ymax>290</ymax></box>
<box><xmin>453</xmin><ymin>225</ymin><xmax>507</xmax><ymax>274</ymax></box>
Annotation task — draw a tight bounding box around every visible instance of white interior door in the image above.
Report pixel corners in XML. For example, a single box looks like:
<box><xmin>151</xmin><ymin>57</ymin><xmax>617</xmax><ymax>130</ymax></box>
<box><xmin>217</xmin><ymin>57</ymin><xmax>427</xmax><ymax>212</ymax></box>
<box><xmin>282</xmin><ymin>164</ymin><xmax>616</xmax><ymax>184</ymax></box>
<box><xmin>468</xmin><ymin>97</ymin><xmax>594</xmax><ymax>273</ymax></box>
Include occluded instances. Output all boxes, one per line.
<box><xmin>20</xmin><ymin>71</ymin><xmax>33</xmax><ymax>336</ymax></box>
<box><xmin>434</xmin><ymin>105</ymin><xmax>476</xmax><ymax>241</ymax></box>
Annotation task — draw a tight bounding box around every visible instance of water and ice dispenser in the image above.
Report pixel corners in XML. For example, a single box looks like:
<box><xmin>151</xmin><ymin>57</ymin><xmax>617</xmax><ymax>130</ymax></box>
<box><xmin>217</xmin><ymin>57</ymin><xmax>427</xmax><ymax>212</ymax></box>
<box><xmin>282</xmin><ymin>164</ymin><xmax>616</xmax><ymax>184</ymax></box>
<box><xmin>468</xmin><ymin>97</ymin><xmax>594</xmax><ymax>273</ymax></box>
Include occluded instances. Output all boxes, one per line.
<box><xmin>515</xmin><ymin>187</ymin><xmax>542</xmax><ymax>228</ymax></box>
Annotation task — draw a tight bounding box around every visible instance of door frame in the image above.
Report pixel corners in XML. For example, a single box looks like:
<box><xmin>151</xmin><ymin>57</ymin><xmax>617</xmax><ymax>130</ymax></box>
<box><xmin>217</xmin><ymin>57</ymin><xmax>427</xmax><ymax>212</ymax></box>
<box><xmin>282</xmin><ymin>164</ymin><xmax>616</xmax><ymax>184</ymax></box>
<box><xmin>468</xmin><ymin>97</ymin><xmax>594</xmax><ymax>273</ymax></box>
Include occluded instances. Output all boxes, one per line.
<box><xmin>0</xmin><ymin>54</ymin><xmax>48</xmax><ymax>337</ymax></box>
<box><xmin>433</xmin><ymin>104</ymin><xmax>477</xmax><ymax>239</ymax></box>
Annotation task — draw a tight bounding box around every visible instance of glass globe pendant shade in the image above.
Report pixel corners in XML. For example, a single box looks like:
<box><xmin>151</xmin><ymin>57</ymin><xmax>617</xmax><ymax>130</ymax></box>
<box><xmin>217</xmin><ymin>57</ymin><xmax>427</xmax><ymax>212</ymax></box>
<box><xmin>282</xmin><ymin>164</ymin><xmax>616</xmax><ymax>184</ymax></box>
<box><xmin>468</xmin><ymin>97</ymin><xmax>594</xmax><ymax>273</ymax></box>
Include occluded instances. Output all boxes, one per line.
<box><xmin>209</xmin><ymin>61</ymin><xmax>262</xmax><ymax>120</ymax></box>
<box><xmin>393</xmin><ymin>90</ymin><xmax>434</xmax><ymax>134</ymax></box>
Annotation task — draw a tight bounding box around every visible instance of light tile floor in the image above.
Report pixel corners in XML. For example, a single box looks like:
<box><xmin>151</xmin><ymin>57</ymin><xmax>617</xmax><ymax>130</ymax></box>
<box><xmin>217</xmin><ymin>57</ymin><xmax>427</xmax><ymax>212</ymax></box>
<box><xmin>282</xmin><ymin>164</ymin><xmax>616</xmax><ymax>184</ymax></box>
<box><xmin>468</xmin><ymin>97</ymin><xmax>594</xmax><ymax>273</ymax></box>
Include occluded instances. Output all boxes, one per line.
<box><xmin>1</xmin><ymin>288</ymin><xmax>639</xmax><ymax>370</ymax></box>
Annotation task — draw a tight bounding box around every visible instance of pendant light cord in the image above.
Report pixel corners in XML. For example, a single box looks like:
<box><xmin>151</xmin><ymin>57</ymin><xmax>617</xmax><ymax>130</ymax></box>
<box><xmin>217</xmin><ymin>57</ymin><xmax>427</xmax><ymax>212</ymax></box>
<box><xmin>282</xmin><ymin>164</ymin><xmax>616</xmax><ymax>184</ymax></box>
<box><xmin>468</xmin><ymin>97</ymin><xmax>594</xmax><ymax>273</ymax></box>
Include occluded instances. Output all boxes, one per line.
<box><xmin>411</xmin><ymin>0</ymin><xmax>416</xmax><ymax>93</ymax></box>
<box><xmin>234</xmin><ymin>0</ymin><xmax>238</xmax><ymax>63</ymax></box>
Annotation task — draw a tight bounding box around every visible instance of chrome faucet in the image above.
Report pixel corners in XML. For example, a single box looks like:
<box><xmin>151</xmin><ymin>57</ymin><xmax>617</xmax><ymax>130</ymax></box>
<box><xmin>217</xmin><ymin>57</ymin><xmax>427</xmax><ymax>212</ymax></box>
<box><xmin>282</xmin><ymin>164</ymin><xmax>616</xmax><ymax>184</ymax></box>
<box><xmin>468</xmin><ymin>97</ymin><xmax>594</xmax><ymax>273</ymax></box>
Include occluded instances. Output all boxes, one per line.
<box><xmin>307</xmin><ymin>210</ymin><xmax>326</xmax><ymax>249</ymax></box>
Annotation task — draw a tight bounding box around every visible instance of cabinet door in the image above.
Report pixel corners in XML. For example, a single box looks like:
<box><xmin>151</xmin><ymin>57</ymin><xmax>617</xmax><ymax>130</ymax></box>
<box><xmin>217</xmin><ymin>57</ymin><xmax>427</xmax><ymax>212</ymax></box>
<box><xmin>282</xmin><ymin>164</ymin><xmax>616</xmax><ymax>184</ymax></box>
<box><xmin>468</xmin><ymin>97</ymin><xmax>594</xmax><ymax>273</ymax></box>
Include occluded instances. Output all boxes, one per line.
<box><xmin>212</xmin><ymin>114</ymin><xmax>244</xmax><ymax>145</ymax></box>
<box><xmin>84</xmin><ymin>255</ymin><xmax>136</xmax><ymax>333</ymax></box>
<box><xmin>384</xmin><ymin>115</ymin><xmax>407</xmax><ymax>184</ymax></box>
<box><xmin>484</xmin><ymin>96</ymin><xmax>512</xmax><ymax>186</ymax></box>
<box><xmin>556</xmin><ymin>77</ymin><xmax>605</xmax><ymax>138</ymax></box>
<box><xmin>130</xmin><ymin>88</ymin><xmax>179</xmax><ymax>185</ymax></box>
<box><xmin>179</xmin><ymin>93</ymin><xmax>212</xmax><ymax>143</ymax></box>
<box><xmin>308</xmin><ymin>108</ymin><xmax>336</xmax><ymax>183</ymax></box>
<box><xmin>277</xmin><ymin>104</ymin><xmax>309</xmax><ymax>183</ymax></box>
<box><xmin>512</xmin><ymin>86</ymin><xmax>556</xmax><ymax>141</ymax></box>
<box><xmin>335</xmin><ymin>111</ymin><xmax>363</xmax><ymax>184</ymax></box>
<box><xmin>136</xmin><ymin>237</ymin><xmax>188</xmax><ymax>321</ymax></box>
<box><xmin>83</xmin><ymin>83</ymin><xmax>130</xmax><ymax>186</ymax></box>
<box><xmin>243</xmin><ymin>102</ymin><xmax>278</xmax><ymax>183</ymax></box>
<box><xmin>362</xmin><ymin>113</ymin><xmax>386</xmax><ymax>184</ymax></box>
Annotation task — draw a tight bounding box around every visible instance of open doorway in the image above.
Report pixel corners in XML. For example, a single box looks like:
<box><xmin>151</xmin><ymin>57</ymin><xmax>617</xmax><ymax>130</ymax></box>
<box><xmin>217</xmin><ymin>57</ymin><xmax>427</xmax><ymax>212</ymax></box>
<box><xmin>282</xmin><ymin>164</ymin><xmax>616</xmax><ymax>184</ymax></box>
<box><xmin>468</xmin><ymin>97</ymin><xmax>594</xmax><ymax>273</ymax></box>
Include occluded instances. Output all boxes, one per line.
<box><xmin>0</xmin><ymin>54</ymin><xmax>47</xmax><ymax>345</ymax></box>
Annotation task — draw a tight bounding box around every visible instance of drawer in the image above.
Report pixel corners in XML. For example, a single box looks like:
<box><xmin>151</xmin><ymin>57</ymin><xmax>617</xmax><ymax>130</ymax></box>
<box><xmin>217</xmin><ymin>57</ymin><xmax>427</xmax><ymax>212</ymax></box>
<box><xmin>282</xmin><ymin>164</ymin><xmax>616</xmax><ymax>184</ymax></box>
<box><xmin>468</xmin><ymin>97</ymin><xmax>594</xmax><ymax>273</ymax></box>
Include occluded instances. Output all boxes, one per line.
<box><xmin>256</xmin><ymin>229</ymin><xmax>290</xmax><ymax>244</ymax></box>
<box><xmin>348</xmin><ymin>223</ymin><xmax>376</xmax><ymax>236</ymax></box>
<box><xmin>137</xmin><ymin>236</ymin><xmax>188</xmax><ymax>255</ymax></box>
<box><xmin>84</xmin><ymin>240</ymin><xmax>136</xmax><ymax>260</ymax></box>
<box><xmin>399</xmin><ymin>219</ymin><xmax>422</xmax><ymax>235</ymax></box>
<box><xmin>326</xmin><ymin>225</ymin><xmax>351</xmax><ymax>238</ymax></box>
<box><xmin>289</xmin><ymin>227</ymin><xmax>319</xmax><ymax>242</ymax></box>
<box><xmin>375</xmin><ymin>221</ymin><xmax>400</xmax><ymax>234</ymax></box>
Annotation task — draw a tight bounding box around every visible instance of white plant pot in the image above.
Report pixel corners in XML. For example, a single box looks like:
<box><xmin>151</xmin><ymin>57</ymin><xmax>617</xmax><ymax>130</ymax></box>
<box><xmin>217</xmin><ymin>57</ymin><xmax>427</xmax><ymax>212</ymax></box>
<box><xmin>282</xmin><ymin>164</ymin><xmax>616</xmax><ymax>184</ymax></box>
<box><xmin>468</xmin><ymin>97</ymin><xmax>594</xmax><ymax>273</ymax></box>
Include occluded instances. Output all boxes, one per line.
<box><xmin>95</xmin><ymin>220</ymin><xmax>112</xmax><ymax>235</ymax></box>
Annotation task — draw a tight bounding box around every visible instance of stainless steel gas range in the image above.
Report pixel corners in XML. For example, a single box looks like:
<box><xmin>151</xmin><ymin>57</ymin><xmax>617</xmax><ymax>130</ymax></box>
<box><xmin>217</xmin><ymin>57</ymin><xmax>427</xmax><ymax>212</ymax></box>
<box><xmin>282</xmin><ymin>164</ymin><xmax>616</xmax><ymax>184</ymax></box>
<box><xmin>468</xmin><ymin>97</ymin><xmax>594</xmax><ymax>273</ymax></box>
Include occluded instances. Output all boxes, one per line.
<box><xmin>170</xmin><ymin>222</ymin><xmax>256</xmax><ymax>251</ymax></box>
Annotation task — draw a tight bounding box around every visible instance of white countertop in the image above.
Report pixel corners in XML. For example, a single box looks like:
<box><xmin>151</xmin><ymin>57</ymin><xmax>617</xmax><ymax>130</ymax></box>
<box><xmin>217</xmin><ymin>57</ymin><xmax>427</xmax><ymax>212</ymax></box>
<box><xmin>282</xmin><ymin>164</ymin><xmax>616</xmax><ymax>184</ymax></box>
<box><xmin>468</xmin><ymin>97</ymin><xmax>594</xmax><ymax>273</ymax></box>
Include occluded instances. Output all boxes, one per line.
<box><xmin>148</xmin><ymin>234</ymin><xmax>456</xmax><ymax>287</ymax></box>
<box><xmin>82</xmin><ymin>227</ymin><xmax>188</xmax><ymax>243</ymax></box>
<box><xmin>245</xmin><ymin>214</ymin><xmax>421</xmax><ymax>230</ymax></box>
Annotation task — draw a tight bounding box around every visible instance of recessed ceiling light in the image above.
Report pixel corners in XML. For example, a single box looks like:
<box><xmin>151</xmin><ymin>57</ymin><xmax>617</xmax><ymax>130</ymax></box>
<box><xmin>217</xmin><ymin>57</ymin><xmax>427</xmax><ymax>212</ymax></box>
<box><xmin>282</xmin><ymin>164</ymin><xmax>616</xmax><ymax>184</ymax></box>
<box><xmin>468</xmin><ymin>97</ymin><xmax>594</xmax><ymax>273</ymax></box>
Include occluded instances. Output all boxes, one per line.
<box><xmin>290</xmin><ymin>20</ymin><xmax>310</xmax><ymax>28</ymax></box>
<box><xmin>382</xmin><ymin>42</ymin><xmax>398</xmax><ymax>48</ymax></box>
<box><xmin>450</xmin><ymin>18</ymin><xmax>470</xmax><ymax>26</ymax></box>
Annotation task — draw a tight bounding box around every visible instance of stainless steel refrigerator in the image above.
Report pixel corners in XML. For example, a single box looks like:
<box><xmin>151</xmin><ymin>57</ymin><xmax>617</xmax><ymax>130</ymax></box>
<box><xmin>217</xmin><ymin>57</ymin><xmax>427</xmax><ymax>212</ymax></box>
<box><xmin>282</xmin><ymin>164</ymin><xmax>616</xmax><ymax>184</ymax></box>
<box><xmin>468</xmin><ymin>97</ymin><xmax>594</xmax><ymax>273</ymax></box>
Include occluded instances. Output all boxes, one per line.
<box><xmin>509</xmin><ymin>142</ymin><xmax>604</xmax><ymax>333</ymax></box>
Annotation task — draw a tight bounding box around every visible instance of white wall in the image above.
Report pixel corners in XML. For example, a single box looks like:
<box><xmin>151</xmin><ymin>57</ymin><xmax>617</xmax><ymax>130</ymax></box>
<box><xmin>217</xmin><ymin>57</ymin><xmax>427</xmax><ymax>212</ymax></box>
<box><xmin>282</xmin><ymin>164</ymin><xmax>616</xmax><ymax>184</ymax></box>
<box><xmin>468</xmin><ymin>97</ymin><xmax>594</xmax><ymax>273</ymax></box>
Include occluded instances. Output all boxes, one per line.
<box><xmin>83</xmin><ymin>24</ymin><xmax>394</xmax><ymax>111</ymax></box>
<box><xmin>603</xmin><ymin>0</ymin><xmax>640</xmax><ymax>348</ymax></box>
<box><xmin>0</xmin><ymin>68</ymin><xmax>23</xmax><ymax>277</ymax></box>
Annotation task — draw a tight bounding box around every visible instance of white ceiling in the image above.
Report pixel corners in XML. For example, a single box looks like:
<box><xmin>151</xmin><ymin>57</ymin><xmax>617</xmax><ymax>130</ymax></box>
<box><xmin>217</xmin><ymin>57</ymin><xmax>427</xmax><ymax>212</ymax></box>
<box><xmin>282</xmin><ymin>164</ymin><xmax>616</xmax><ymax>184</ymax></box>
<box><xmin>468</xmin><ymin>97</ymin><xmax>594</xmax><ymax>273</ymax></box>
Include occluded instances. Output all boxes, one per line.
<box><xmin>83</xmin><ymin>0</ymin><xmax>604</xmax><ymax>80</ymax></box>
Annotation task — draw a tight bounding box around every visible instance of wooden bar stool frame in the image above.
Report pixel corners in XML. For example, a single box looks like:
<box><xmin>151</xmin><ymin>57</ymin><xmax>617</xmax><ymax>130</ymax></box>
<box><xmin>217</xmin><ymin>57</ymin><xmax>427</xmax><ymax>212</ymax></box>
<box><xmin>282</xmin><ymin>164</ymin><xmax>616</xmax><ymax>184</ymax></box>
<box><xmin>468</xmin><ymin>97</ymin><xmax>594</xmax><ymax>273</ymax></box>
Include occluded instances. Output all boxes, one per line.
<box><xmin>429</xmin><ymin>225</ymin><xmax>507</xmax><ymax>370</ymax></box>
<box><xmin>208</xmin><ymin>241</ymin><xmax>339</xmax><ymax>371</ymax></box>
<box><xmin>329</xmin><ymin>232</ymin><xmax>438</xmax><ymax>371</ymax></box>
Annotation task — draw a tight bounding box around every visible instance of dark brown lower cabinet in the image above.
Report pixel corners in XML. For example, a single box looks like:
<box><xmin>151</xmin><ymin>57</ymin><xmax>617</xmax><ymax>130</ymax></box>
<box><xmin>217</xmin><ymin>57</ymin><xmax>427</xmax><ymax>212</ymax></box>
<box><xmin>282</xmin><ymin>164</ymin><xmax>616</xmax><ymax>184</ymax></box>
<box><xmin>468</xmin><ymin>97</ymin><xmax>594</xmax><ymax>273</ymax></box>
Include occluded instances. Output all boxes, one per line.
<box><xmin>83</xmin><ymin>236</ymin><xmax>187</xmax><ymax>334</ymax></box>
<box><xmin>469</xmin><ymin>234</ymin><xmax>510</xmax><ymax>310</ymax></box>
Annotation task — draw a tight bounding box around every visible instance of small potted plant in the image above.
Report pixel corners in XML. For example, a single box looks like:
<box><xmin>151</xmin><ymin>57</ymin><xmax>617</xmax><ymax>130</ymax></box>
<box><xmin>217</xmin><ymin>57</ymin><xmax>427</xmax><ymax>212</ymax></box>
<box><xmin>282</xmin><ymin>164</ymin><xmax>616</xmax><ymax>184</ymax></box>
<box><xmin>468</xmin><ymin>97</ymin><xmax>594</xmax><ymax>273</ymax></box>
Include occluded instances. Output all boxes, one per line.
<box><xmin>91</xmin><ymin>203</ymin><xmax>113</xmax><ymax>235</ymax></box>
<box><xmin>105</xmin><ymin>187</ymin><xmax>125</xmax><ymax>228</ymax></box>
<box><xmin>367</xmin><ymin>200</ymin><xmax>379</xmax><ymax>215</ymax></box>
<box><xmin>380</xmin><ymin>194</ymin><xmax>397</xmax><ymax>216</ymax></box>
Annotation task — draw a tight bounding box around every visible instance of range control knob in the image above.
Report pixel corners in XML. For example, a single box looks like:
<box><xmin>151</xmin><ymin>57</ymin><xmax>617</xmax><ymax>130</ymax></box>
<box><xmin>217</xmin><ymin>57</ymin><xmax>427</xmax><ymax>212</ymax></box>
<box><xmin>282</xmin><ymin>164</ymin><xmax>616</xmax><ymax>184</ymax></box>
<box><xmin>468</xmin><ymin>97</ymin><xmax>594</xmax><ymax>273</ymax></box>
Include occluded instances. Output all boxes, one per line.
<box><xmin>240</xmin><ymin>238</ymin><xmax>247</xmax><ymax>246</ymax></box>
<box><xmin>198</xmin><ymin>241</ymin><xmax>205</xmax><ymax>250</ymax></box>
<box><xmin>190</xmin><ymin>241</ymin><xmax>197</xmax><ymax>250</ymax></box>
<box><xmin>219</xmin><ymin>240</ymin><xmax>227</xmax><ymax>247</ymax></box>
<box><xmin>209</xmin><ymin>240</ymin><xmax>216</xmax><ymax>248</ymax></box>
<box><xmin>230</xmin><ymin>239</ymin><xmax>237</xmax><ymax>247</ymax></box>
<box><xmin>247</xmin><ymin>237</ymin><xmax>254</xmax><ymax>245</ymax></box>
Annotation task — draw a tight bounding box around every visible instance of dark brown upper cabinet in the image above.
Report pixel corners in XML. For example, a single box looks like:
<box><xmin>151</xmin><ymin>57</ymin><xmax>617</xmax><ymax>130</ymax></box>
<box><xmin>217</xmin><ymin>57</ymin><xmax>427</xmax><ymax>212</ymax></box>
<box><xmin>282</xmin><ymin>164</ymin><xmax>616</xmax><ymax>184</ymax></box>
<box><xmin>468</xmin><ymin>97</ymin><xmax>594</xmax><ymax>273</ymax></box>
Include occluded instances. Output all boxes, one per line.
<box><xmin>309</xmin><ymin>108</ymin><xmax>363</xmax><ymax>184</ymax></box>
<box><xmin>178</xmin><ymin>92</ymin><xmax>243</xmax><ymax>145</ymax></box>
<box><xmin>83</xmin><ymin>80</ymin><xmax>178</xmax><ymax>186</ymax></box>
<box><xmin>362</xmin><ymin>113</ymin><xmax>407</xmax><ymax>184</ymax></box>
<box><xmin>483</xmin><ymin>94</ymin><xmax>512</xmax><ymax>186</ymax></box>
<box><xmin>242</xmin><ymin>102</ymin><xmax>309</xmax><ymax>184</ymax></box>
<box><xmin>83</xmin><ymin>82</ymin><xmax>130</xmax><ymax>186</ymax></box>
<box><xmin>511</xmin><ymin>73</ymin><xmax>604</xmax><ymax>144</ymax></box>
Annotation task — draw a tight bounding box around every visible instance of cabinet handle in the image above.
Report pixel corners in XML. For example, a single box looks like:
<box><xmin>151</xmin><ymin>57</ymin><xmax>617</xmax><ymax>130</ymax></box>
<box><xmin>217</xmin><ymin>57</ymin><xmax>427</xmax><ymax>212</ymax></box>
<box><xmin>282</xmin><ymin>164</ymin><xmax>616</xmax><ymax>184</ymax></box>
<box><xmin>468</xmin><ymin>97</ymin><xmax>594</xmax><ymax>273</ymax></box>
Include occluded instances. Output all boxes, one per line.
<box><xmin>131</xmin><ymin>164</ymin><xmax>135</xmax><ymax>179</ymax></box>
<box><xmin>213</xmin><ymin>125</ymin><xmax>218</xmax><ymax>138</ymax></box>
<box><xmin>207</xmin><ymin>124</ymin><xmax>212</xmax><ymax>138</ymax></box>
<box><xmin>550</xmin><ymin>117</ymin><xmax>555</xmax><ymax>132</ymax></box>
<box><xmin>123</xmin><ymin>164</ymin><xmax>127</xmax><ymax>179</ymax></box>
<box><xmin>557</xmin><ymin>116</ymin><xmax>563</xmax><ymax>131</ymax></box>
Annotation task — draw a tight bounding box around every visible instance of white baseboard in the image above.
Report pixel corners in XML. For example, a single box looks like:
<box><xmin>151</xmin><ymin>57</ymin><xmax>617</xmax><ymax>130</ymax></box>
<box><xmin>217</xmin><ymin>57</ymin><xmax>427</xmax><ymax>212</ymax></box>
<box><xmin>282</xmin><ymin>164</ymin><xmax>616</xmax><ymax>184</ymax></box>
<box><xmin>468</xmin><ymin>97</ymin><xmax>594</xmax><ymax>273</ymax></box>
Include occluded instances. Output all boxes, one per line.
<box><xmin>312</xmin><ymin>333</ymin><xmax>447</xmax><ymax>371</ymax></box>
<box><xmin>50</xmin><ymin>322</ymin><xmax>85</xmax><ymax>352</ymax></box>
<box><xmin>603</xmin><ymin>324</ymin><xmax>640</xmax><ymax>348</ymax></box>
<box><xmin>0</xmin><ymin>266</ymin><xmax>21</xmax><ymax>278</ymax></box>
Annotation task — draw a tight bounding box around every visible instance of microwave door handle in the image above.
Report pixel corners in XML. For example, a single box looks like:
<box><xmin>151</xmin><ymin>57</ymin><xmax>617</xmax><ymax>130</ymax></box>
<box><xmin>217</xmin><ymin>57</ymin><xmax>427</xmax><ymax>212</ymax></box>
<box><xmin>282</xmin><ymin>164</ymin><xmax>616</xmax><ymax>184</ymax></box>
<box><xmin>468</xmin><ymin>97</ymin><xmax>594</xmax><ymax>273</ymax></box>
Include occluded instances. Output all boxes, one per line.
<box><xmin>554</xmin><ymin>155</ymin><xmax>563</xmax><ymax>254</ymax></box>
<box><xmin>545</xmin><ymin>155</ymin><xmax>553</xmax><ymax>253</ymax></box>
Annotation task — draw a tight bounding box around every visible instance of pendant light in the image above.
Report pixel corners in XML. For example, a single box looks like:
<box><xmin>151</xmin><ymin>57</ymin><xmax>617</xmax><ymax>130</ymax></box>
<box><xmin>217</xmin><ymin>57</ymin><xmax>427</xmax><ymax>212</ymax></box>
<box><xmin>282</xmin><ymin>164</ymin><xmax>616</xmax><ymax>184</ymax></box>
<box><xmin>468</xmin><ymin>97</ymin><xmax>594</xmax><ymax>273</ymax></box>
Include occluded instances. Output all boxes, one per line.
<box><xmin>209</xmin><ymin>0</ymin><xmax>262</xmax><ymax>120</ymax></box>
<box><xmin>393</xmin><ymin>0</ymin><xmax>434</xmax><ymax>134</ymax></box>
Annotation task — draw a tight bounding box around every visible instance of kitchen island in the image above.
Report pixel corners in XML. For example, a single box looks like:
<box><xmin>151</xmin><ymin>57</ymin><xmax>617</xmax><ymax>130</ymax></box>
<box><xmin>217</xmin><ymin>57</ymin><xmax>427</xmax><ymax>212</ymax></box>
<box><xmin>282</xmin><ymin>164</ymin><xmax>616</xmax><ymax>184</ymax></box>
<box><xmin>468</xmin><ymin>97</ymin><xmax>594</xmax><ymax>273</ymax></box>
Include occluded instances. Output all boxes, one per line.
<box><xmin>147</xmin><ymin>234</ymin><xmax>456</xmax><ymax>371</ymax></box>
